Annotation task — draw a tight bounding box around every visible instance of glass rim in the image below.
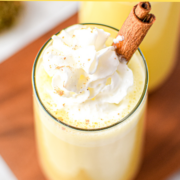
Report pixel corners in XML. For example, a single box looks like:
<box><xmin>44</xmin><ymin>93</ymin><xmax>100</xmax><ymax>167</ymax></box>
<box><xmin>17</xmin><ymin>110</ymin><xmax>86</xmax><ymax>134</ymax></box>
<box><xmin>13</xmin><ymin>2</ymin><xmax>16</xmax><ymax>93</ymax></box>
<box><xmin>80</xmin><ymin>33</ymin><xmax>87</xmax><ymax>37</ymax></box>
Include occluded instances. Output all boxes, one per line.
<box><xmin>32</xmin><ymin>23</ymin><xmax>148</xmax><ymax>132</ymax></box>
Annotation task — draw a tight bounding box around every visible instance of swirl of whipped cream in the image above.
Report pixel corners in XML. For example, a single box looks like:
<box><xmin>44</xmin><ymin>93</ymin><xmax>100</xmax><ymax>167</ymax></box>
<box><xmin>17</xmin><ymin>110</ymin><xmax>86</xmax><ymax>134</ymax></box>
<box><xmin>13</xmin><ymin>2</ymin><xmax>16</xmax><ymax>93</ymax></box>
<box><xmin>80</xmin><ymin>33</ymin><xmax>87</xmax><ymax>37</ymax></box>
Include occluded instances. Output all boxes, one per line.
<box><xmin>43</xmin><ymin>25</ymin><xmax>133</xmax><ymax>122</ymax></box>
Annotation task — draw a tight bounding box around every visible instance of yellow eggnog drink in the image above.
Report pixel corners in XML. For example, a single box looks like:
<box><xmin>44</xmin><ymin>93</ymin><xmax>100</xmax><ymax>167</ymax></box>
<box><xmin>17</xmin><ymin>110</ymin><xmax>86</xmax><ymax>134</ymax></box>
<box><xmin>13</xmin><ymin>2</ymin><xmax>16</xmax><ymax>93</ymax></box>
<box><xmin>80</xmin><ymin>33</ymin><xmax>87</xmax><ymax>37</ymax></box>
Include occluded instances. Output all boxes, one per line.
<box><xmin>32</xmin><ymin>24</ymin><xmax>148</xmax><ymax>180</ymax></box>
<box><xmin>79</xmin><ymin>2</ymin><xmax>180</xmax><ymax>92</ymax></box>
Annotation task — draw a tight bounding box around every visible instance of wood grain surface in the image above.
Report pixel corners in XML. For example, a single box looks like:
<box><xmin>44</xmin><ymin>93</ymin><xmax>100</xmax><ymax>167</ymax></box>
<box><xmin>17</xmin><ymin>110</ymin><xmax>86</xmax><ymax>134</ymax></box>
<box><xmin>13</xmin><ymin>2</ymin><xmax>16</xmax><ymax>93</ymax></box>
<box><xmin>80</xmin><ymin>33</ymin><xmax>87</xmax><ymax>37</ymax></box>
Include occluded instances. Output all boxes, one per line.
<box><xmin>0</xmin><ymin>13</ymin><xmax>180</xmax><ymax>180</ymax></box>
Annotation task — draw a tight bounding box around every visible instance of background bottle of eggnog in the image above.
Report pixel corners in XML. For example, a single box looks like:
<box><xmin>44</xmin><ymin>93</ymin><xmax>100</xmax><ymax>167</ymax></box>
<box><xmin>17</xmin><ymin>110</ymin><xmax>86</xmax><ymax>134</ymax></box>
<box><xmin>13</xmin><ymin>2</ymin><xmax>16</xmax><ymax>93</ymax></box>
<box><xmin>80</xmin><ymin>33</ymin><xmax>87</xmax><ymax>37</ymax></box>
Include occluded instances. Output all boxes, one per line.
<box><xmin>79</xmin><ymin>2</ymin><xmax>180</xmax><ymax>92</ymax></box>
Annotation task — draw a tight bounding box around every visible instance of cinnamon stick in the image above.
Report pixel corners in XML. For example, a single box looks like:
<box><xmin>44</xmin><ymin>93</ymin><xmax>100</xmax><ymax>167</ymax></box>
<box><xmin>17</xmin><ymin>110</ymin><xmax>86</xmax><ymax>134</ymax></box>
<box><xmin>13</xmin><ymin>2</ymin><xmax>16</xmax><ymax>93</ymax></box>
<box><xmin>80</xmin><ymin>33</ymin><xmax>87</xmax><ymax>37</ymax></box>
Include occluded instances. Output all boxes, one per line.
<box><xmin>113</xmin><ymin>2</ymin><xmax>156</xmax><ymax>61</ymax></box>
<box><xmin>135</xmin><ymin>2</ymin><xmax>151</xmax><ymax>20</ymax></box>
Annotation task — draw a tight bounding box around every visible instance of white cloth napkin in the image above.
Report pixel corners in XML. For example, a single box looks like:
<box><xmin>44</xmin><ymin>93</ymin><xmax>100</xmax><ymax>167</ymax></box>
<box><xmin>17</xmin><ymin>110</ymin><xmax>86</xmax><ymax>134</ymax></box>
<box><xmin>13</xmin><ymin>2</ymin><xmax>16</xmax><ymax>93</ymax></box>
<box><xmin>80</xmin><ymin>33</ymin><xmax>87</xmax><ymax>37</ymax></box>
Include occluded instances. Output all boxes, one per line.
<box><xmin>0</xmin><ymin>1</ymin><xmax>79</xmax><ymax>63</ymax></box>
<box><xmin>0</xmin><ymin>156</ymin><xmax>17</xmax><ymax>180</ymax></box>
<box><xmin>167</xmin><ymin>171</ymin><xmax>180</xmax><ymax>180</ymax></box>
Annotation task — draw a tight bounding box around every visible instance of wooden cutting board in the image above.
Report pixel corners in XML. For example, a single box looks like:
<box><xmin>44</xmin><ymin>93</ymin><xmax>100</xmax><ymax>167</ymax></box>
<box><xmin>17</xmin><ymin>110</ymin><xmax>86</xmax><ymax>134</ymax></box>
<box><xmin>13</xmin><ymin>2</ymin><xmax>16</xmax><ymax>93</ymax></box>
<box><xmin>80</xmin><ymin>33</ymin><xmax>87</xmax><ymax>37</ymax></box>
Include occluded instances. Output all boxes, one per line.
<box><xmin>0</xmin><ymin>13</ymin><xmax>180</xmax><ymax>180</ymax></box>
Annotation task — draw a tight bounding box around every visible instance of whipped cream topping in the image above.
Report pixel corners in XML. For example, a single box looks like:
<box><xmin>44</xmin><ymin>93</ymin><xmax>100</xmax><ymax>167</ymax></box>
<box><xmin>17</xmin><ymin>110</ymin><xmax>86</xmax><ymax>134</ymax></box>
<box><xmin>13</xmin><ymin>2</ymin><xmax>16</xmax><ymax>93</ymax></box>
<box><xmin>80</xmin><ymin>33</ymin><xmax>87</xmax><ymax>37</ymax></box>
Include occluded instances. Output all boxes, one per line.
<box><xmin>42</xmin><ymin>25</ymin><xmax>133</xmax><ymax>124</ymax></box>
<box><xmin>113</xmin><ymin>35</ymin><xmax>124</xmax><ymax>44</ymax></box>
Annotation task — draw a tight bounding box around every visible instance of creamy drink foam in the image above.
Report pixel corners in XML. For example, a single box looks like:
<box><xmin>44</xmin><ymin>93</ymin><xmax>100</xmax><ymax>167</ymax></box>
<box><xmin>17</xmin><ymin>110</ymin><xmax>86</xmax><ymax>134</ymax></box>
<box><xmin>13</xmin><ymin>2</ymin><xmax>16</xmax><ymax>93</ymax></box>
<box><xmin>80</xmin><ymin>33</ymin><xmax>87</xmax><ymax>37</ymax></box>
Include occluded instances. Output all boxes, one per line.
<box><xmin>33</xmin><ymin>24</ymin><xmax>148</xmax><ymax>180</ymax></box>
<box><xmin>36</xmin><ymin>24</ymin><xmax>143</xmax><ymax>128</ymax></box>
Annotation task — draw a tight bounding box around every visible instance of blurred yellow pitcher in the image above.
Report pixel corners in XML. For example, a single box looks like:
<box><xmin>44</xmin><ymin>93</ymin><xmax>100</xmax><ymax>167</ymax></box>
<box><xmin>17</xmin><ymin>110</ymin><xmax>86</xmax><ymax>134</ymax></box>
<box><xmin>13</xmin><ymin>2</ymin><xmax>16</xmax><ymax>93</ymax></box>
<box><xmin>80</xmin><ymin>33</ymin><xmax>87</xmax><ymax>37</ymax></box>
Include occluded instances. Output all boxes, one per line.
<box><xmin>79</xmin><ymin>2</ymin><xmax>180</xmax><ymax>92</ymax></box>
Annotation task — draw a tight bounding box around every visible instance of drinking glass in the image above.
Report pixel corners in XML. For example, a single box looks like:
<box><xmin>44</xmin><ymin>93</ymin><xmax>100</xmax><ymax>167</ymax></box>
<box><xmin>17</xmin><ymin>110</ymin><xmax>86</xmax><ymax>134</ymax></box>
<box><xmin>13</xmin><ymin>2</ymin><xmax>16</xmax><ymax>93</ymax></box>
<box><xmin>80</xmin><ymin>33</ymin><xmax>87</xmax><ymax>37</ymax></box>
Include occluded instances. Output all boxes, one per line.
<box><xmin>32</xmin><ymin>23</ymin><xmax>148</xmax><ymax>180</ymax></box>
